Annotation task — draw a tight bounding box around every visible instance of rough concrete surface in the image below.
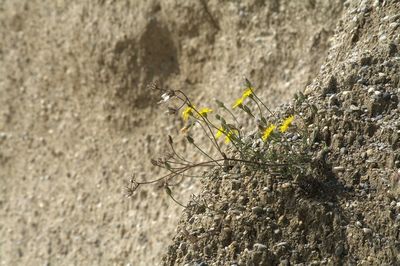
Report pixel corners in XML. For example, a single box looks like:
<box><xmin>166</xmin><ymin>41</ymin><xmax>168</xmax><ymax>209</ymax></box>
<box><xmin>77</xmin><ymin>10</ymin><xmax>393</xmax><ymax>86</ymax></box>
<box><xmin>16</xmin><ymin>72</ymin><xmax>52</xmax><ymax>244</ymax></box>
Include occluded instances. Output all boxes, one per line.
<box><xmin>164</xmin><ymin>1</ymin><xmax>400</xmax><ymax>264</ymax></box>
<box><xmin>0</xmin><ymin>0</ymin><xmax>352</xmax><ymax>265</ymax></box>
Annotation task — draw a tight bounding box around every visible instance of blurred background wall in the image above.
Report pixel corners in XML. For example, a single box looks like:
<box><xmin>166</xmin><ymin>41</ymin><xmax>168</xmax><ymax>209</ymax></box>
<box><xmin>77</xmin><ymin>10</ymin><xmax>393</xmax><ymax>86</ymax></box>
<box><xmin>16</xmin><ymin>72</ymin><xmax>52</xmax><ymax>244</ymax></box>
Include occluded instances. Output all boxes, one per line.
<box><xmin>0</xmin><ymin>0</ymin><xmax>343</xmax><ymax>265</ymax></box>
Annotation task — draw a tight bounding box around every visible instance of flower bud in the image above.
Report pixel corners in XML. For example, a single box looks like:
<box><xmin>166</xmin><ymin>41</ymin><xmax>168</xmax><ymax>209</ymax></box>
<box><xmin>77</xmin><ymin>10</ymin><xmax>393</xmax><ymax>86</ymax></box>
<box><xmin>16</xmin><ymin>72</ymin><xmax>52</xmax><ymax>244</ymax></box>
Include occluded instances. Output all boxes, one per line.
<box><xmin>168</xmin><ymin>135</ymin><xmax>173</xmax><ymax>145</ymax></box>
<box><xmin>186</xmin><ymin>135</ymin><xmax>194</xmax><ymax>144</ymax></box>
<box><xmin>215</xmin><ymin>99</ymin><xmax>225</xmax><ymax>108</ymax></box>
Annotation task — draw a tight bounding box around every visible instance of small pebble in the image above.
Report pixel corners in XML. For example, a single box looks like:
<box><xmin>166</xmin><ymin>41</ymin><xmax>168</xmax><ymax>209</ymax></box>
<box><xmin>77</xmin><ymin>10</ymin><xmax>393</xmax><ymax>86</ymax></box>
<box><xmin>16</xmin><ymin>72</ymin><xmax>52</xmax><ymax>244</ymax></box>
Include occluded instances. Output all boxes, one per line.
<box><xmin>275</xmin><ymin>242</ymin><xmax>287</xmax><ymax>247</ymax></box>
<box><xmin>363</xmin><ymin>228</ymin><xmax>372</xmax><ymax>235</ymax></box>
<box><xmin>333</xmin><ymin>166</ymin><xmax>345</xmax><ymax>173</ymax></box>
<box><xmin>252</xmin><ymin>206</ymin><xmax>263</xmax><ymax>215</ymax></box>
<box><xmin>253</xmin><ymin>243</ymin><xmax>267</xmax><ymax>251</ymax></box>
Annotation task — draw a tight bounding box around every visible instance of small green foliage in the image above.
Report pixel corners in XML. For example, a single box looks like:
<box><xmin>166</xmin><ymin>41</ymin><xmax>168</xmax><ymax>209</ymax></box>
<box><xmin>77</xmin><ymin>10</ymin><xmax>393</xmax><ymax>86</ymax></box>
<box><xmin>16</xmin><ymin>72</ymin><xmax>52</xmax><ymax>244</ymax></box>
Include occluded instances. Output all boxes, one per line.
<box><xmin>128</xmin><ymin>79</ymin><xmax>312</xmax><ymax>206</ymax></box>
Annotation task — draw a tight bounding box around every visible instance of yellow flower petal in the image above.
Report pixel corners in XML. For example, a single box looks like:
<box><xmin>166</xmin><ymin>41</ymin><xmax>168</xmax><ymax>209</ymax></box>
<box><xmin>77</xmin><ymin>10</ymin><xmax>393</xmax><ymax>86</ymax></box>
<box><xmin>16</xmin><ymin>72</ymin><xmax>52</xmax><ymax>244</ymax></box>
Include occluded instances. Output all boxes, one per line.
<box><xmin>262</xmin><ymin>124</ymin><xmax>276</xmax><ymax>142</ymax></box>
<box><xmin>232</xmin><ymin>97</ymin><xmax>244</xmax><ymax>109</ymax></box>
<box><xmin>198</xmin><ymin>108</ymin><xmax>213</xmax><ymax>117</ymax></box>
<box><xmin>182</xmin><ymin>106</ymin><xmax>194</xmax><ymax>121</ymax></box>
<box><xmin>232</xmin><ymin>87</ymin><xmax>253</xmax><ymax>108</ymax></box>
<box><xmin>216</xmin><ymin>127</ymin><xmax>238</xmax><ymax>144</ymax></box>
<box><xmin>215</xmin><ymin>127</ymin><xmax>224</xmax><ymax>139</ymax></box>
<box><xmin>243</xmin><ymin>87</ymin><xmax>254</xmax><ymax>98</ymax></box>
<box><xmin>224</xmin><ymin>129</ymin><xmax>238</xmax><ymax>144</ymax></box>
<box><xmin>279</xmin><ymin>115</ymin><xmax>294</xmax><ymax>133</ymax></box>
<box><xmin>225</xmin><ymin>131</ymin><xmax>234</xmax><ymax>144</ymax></box>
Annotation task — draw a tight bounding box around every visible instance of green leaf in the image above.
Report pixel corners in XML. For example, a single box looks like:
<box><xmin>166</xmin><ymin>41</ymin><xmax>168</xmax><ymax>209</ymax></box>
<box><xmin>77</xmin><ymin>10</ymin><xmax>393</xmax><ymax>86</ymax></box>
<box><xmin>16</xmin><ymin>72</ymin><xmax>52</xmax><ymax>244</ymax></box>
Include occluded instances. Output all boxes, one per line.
<box><xmin>164</xmin><ymin>162</ymin><xmax>172</xmax><ymax>170</ymax></box>
<box><xmin>165</xmin><ymin>186</ymin><xmax>172</xmax><ymax>196</ymax></box>
<box><xmin>215</xmin><ymin>99</ymin><xmax>225</xmax><ymax>108</ymax></box>
<box><xmin>186</xmin><ymin>135</ymin><xmax>194</xmax><ymax>144</ymax></box>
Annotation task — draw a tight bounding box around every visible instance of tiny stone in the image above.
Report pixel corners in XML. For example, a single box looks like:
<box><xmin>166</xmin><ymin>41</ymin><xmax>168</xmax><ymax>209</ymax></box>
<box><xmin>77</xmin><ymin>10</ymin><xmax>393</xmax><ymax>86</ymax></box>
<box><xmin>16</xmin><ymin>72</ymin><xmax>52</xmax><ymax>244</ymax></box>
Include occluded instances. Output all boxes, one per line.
<box><xmin>278</xmin><ymin>215</ymin><xmax>286</xmax><ymax>225</ymax></box>
<box><xmin>349</xmin><ymin>104</ymin><xmax>360</xmax><ymax>111</ymax></box>
<box><xmin>383</xmin><ymin>92</ymin><xmax>391</xmax><ymax>101</ymax></box>
<box><xmin>333</xmin><ymin>166</ymin><xmax>345</xmax><ymax>173</ymax></box>
<box><xmin>390</xmin><ymin>22</ymin><xmax>399</xmax><ymax>30</ymax></box>
<box><xmin>276</xmin><ymin>241</ymin><xmax>287</xmax><ymax>247</ymax></box>
<box><xmin>0</xmin><ymin>132</ymin><xmax>7</xmax><ymax>140</ymax></box>
<box><xmin>335</xmin><ymin>243</ymin><xmax>344</xmax><ymax>256</ymax></box>
<box><xmin>179</xmin><ymin>242</ymin><xmax>187</xmax><ymax>253</ymax></box>
<box><xmin>252</xmin><ymin>206</ymin><xmax>263</xmax><ymax>215</ymax></box>
<box><xmin>368</xmin><ymin>87</ymin><xmax>376</xmax><ymax>94</ymax></box>
<box><xmin>279</xmin><ymin>259</ymin><xmax>289</xmax><ymax>266</ymax></box>
<box><xmin>363</xmin><ymin>228</ymin><xmax>372</xmax><ymax>235</ymax></box>
<box><xmin>231</xmin><ymin>180</ymin><xmax>242</xmax><ymax>191</ymax></box>
<box><xmin>253</xmin><ymin>243</ymin><xmax>267</xmax><ymax>251</ymax></box>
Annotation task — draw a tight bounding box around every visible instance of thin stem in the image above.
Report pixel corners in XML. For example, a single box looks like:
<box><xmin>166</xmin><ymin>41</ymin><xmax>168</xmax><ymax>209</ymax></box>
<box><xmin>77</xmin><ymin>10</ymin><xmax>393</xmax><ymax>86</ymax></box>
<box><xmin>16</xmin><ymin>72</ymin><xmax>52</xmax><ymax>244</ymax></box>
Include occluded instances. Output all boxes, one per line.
<box><xmin>199</xmin><ymin>0</ymin><xmax>220</xmax><ymax>31</ymax></box>
<box><xmin>196</xmin><ymin>120</ymin><xmax>223</xmax><ymax>157</ymax></box>
<box><xmin>166</xmin><ymin>160</ymin><xmax>191</xmax><ymax>166</ymax></box>
<box><xmin>191</xmin><ymin>140</ymin><xmax>222</xmax><ymax>167</ymax></box>
<box><xmin>223</xmin><ymin>107</ymin><xmax>240</xmax><ymax>124</ymax></box>
<box><xmin>176</xmin><ymin>90</ymin><xmax>225</xmax><ymax>157</ymax></box>
<box><xmin>176</xmin><ymin>100</ymin><xmax>187</xmax><ymax>111</ymax></box>
<box><xmin>240</xmin><ymin>105</ymin><xmax>256</xmax><ymax>118</ymax></box>
<box><xmin>139</xmin><ymin>157</ymin><xmax>293</xmax><ymax>185</ymax></box>
<box><xmin>170</xmin><ymin>142</ymin><xmax>192</xmax><ymax>164</ymax></box>
<box><xmin>250</xmin><ymin>97</ymin><xmax>264</xmax><ymax>120</ymax></box>
<box><xmin>167</xmin><ymin>191</ymin><xmax>187</xmax><ymax>208</ymax></box>
<box><xmin>252</xmin><ymin>93</ymin><xmax>277</xmax><ymax>119</ymax></box>
<box><xmin>217</xmin><ymin>124</ymin><xmax>244</xmax><ymax>154</ymax></box>
<box><xmin>191</xmin><ymin>196</ymin><xmax>217</xmax><ymax>213</ymax></box>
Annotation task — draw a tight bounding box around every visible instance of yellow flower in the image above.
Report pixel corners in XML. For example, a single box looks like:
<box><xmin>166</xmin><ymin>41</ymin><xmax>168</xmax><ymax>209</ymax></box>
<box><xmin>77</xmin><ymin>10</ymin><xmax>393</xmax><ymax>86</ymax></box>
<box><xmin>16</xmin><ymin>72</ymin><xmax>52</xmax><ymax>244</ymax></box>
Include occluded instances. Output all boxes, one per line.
<box><xmin>279</xmin><ymin>115</ymin><xmax>294</xmax><ymax>133</ymax></box>
<box><xmin>198</xmin><ymin>108</ymin><xmax>213</xmax><ymax>118</ymax></box>
<box><xmin>216</xmin><ymin>127</ymin><xmax>237</xmax><ymax>144</ymax></box>
<box><xmin>262</xmin><ymin>124</ymin><xmax>276</xmax><ymax>142</ymax></box>
<box><xmin>182</xmin><ymin>106</ymin><xmax>194</xmax><ymax>121</ymax></box>
<box><xmin>232</xmin><ymin>87</ymin><xmax>254</xmax><ymax>109</ymax></box>
<box><xmin>228</xmin><ymin>129</ymin><xmax>239</xmax><ymax>143</ymax></box>
<box><xmin>243</xmin><ymin>87</ymin><xmax>254</xmax><ymax>98</ymax></box>
<box><xmin>232</xmin><ymin>97</ymin><xmax>244</xmax><ymax>109</ymax></box>
<box><xmin>215</xmin><ymin>127</ymin><xmax>224</xmax><ymax>139</ymax></box>
<box><xmin>225</xmin><ymin>131</ymin><xmax>234</xmax><ymax>144</ymax></box>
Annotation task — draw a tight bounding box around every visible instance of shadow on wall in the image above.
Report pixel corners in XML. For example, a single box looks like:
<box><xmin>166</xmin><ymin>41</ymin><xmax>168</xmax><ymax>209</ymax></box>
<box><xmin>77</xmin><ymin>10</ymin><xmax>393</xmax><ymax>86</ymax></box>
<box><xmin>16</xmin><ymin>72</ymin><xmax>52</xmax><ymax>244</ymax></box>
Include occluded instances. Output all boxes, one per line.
<box><xmin>111</xmin><ymin>18</ymin><xmax>179</xmax><ymax>110</ymax></box>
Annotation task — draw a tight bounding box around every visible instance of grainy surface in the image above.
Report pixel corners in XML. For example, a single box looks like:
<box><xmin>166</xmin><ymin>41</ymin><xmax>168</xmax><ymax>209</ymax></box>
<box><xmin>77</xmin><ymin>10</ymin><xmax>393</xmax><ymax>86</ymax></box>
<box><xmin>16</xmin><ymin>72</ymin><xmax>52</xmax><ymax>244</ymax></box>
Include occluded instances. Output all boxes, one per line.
<box><xmin>0</xmin><ymin>1</ymin><xmax>344</xmax><ymax>265</ymax></box>
<box><xmin>164</xmin><ymin>0</ymin><xmax>400</xmax><ymax>265</ymax></box>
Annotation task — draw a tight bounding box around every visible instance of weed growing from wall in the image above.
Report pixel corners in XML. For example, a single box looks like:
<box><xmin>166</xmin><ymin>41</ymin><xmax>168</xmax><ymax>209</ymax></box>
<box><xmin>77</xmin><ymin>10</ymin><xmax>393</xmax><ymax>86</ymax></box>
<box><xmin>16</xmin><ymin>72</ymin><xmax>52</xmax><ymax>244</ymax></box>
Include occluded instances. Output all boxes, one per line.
<box><xmin>125</xmin><ymin>79</ymin><xmax>312</xmax><ymax>206</ymax></box>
